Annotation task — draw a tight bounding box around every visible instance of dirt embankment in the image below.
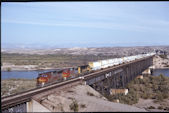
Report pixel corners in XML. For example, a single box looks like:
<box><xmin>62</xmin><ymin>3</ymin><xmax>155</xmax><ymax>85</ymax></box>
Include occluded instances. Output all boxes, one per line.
<box><xmin>37</xmin><ymin>84</ymin><xmax>146</xmax><ymax>112</ymax></box>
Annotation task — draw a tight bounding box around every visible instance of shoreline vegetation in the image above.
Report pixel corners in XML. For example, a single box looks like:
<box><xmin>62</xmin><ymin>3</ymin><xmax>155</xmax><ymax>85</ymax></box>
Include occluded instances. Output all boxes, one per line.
<box><xmin>104</xmin><ymin>74</ymin><xmax>169</xmax><ymax>111</ymax></box>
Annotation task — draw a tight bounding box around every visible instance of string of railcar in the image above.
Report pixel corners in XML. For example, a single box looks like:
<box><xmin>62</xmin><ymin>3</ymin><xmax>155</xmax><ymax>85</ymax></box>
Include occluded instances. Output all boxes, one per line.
<box><xmin>37</xmin><ymin>52</ymin><xmax>156</xmax><ymax>87</ymax></box>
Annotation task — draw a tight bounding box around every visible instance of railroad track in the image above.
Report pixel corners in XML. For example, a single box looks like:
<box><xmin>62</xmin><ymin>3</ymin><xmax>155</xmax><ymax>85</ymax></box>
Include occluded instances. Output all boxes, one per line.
<box><xmin>1</xmin><ymin>77</ymin><xmax>81</xmax><ymax>110</ymax></box>
<box><xmin>1</xmin><ymin>56</ymin><xmax>153</xmax><ymax>110</ymax></box>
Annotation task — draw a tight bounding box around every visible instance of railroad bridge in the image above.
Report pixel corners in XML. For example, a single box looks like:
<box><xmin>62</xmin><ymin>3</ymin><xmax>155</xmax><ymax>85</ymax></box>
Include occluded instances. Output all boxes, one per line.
<box><xmin>1</xmin><ymin>55</ymin><xmax>154</xmax><ymax>112</ymax></box>
<box><xmin>84</xmin><ymin>55</ymin><xmax>153</xmax><ymax>95</ymax></box>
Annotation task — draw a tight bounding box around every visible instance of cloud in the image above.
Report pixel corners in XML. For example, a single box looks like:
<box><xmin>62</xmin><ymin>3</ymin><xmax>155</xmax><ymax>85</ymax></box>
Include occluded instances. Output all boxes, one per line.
<box><xmin>2</xmin><ymin>19</ymin><xmax>169</xmax><ymax>34</ymax></box>
<box><xmin>2</xmin><ymin>2</ymin><xmax>169</xmax><ymax>34</ymax></box>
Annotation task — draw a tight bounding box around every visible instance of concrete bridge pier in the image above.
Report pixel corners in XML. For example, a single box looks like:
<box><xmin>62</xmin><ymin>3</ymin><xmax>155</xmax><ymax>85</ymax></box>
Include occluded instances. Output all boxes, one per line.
<box><xmin>26</xmin><ymin>99</ymin><xmax>50</xmax><ymax>112</ymax></box>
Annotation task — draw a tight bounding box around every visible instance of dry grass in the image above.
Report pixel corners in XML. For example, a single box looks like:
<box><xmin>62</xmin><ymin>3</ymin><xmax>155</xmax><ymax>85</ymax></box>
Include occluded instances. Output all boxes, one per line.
<box><xmin>105</xmin><ymin>74</ymin><xmax>169</xmax><ymax>105</ymax></box>
<box><xmin>80</xmin><ymin>104</ymin><xmax>86</xmax><ymax>108</ymax></box>
<box><xmin>1</xmin><ymin>53</ymin><xmax>114</xmax><ymax>69</ymax></box>
<box><xmin>69</xmin><ymin>99</ymin><xmax>79</xmax><ymax>112</ymax></box>
<box><xmin>1</xmin><ymin>78</ymin><xmax>36</xmax><ymax>97</ymax></box>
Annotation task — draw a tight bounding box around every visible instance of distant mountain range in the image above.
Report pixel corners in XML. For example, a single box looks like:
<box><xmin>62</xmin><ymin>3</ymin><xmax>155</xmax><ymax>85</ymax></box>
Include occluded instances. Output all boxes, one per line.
<box><xmin>2</xmin><ymin>42</ymin><xmax>169</xmax><ymax>49</ymax></box>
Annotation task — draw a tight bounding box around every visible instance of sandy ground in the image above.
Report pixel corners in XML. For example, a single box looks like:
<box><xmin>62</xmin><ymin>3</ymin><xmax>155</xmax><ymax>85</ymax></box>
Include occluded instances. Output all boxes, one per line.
<box><xmin>1</xmin><ymin>63</ymin><xmax>56</xmax><ymax>71</ymax></box>
<box><xmin>38</xmin><ymin>84</ymin><xmax>147</xmax><ymax>112</ymax></box>
<box><xmin>153</xmin><ymin>55</ymin><xmax>169</xmax><ymax>68</ymax></box>
<box><xmin>1</xmin><ymin>63</ymin><xmax>38</xmax><ymax>71</ymax></box>
<box><xmin>133</xmin><ymin>98</ymin><xmax>169</xmax><ymax>112</ymax></box>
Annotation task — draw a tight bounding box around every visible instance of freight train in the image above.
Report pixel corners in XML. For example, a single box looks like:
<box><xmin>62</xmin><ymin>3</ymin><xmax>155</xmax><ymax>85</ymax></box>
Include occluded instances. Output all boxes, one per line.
<box><xmin>36</xmin><ymin>52</ymin><xmax>156</xmax><ymax>86</ymax></box>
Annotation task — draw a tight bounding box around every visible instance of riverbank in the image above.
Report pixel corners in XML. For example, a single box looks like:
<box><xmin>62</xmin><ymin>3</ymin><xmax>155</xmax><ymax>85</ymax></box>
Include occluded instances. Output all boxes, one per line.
<box><xmin>1</xmin><ymin>63</ymin><xmax>57</xmax><ymax>71</ymax></box>
<box><xmin>153</xmin><ymin>55</ymin><xmax>169</xmax><ymax>68</ymax></box>
<box><xmin>1</xmin><ymin>63</ymin><xmax>66</xmax><ymax>71</ymax></box>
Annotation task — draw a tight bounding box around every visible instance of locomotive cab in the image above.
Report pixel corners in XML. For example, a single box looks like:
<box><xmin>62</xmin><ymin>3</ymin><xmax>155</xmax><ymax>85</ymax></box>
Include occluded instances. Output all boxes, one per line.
<box><xmin>36</xmin><ymin>74</ymin><xmax>49</xmax><ymax>87</ymax></box>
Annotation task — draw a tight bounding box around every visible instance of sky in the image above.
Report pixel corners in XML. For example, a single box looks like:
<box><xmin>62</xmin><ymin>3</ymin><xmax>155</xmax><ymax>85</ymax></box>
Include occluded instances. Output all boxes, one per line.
<box><xmin>1</xmin><ymin>2</ymin><xmax>169</xmax><ymax>48</ymax></box>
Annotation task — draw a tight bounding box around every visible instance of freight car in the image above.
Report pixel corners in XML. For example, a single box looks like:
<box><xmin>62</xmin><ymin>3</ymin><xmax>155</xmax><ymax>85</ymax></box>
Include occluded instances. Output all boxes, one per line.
<box><xmin>37</xmin><ymin>52</ymin><xmax>156</xmax><ymax>86</ymax></box>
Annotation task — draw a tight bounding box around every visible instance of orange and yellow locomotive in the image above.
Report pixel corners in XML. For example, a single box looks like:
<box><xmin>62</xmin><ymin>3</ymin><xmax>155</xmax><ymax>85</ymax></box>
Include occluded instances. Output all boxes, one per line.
<box><xmin>36</xmin><ymin>68</ymin><xmax>79</xmax><ymax>86</ymax></box>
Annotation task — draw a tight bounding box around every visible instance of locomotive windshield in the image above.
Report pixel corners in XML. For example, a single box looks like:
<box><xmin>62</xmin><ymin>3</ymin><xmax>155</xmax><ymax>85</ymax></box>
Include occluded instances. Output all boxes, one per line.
<box><xmin>39</xmin><ymin>74</ymin><xmax>48</xmax><ymax>77</ymax></box>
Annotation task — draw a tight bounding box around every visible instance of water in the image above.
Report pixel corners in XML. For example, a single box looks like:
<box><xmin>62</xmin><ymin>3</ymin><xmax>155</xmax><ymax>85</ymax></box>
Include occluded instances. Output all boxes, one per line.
<box><xmin>2</xmin><ymin>68</ymin><xmax>169</xmax><ymax>80</ymax></box>
<box><xmin>1</xmin><ymin>69</ymin><xmax>59</xmax><ymax>80</ymax></box>
<box><xmin>152</xmin><ymin>68</ymin><xmax>169</xmax><ymax>77</ymax></box>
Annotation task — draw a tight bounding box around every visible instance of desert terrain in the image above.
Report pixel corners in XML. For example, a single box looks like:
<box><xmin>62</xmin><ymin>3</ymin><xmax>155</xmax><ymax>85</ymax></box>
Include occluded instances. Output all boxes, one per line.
<box><xmin>1</xmin><ymin>46</ymin><xmax>169</xmax><ymax>71</ymax></box>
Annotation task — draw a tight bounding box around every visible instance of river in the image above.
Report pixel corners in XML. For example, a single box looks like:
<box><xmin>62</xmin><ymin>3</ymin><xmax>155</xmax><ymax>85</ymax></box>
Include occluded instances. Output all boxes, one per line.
<box><xmin>1</xmin><ymin>68</ymin><xmax>169</xmax><ymax>80</ymax></box>
<box><xmin>152</xmin><ymin>68</ymin><xmax>169</xmax><ymax>77</ymax></box>
<box><xmin>1</xmin><ymin>69</ymin><xmax>59</xmax><ymax>80</ymax></box>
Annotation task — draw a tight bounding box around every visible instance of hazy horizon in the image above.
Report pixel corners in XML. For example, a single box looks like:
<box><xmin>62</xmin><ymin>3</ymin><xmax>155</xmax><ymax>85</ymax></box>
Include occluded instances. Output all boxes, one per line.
<box><xmin>2</xmin><ymin>42</ymin><xmax>169</xmax><ymax>49</ymax></box>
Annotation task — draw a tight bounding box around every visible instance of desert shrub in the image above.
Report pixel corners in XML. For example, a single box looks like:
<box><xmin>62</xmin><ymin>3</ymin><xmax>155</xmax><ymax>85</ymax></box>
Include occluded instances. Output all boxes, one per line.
<box><xmin>87</xmin><ymin>91</ymin><xmax>94</xmax><ymax>96</ymax></box>
<box><xmin>141</xmin><ymin>93</ymin><xmax>149</xmax><ymax>99</ymax></box>
<box><xmin>158</xmin><ymin>106</ymin><xmax>163</xmax><ymax>110</ymax></box>
<box><xmin>67</xmin><ymin>90</ymin><xmax>74</xmax><ymax>93</ymax></box>
<box><xmin>152</xmin><ymin>85</ymin><xmax>159</xmax><ymax>92</ymax></box>
<box><xmin>69</xmin><ymin>100</ymin><xmax>79</xmax><ymax>112</ymax></box>
<box><xmin>159</xmin><ymin>54</ymin><xmax>167</xmax><ymax>59</ymax></box>
<box><xmin>156</xmin><ymin>93</ymin><xmax>164</xmax><ymax>101</ymax></box>
<box><xmin>162</xmin><ymin>93</ymin><xmax>169</xmax><ymax>99</ymax></box>
<box><xmin>109</xmin><ymin>90</ymin><xmax>139</xmax><ymax>105</ymax></box>
<box><xmin>148</xmin><ymin>106</ymin><xmax>155</xmax><ymax>109</ymax></box>
<box><xmin>80</xmin><ymin>104</ymin><xmax>86</xmax><ymax>108</ymax></box>
<box><xmin>133</xmin><ymin>78</ymin><xmax>140</xmax><ymax>84</ymax></box>
<box><xmin>164</xmin><ymin>107</ymin><xmax>169</xmax><ymax>111</ymax></box>
<box><xmin>6</xmin><ymin>67</ymin><xmax>11</xmax><ymax>72</ymax></box>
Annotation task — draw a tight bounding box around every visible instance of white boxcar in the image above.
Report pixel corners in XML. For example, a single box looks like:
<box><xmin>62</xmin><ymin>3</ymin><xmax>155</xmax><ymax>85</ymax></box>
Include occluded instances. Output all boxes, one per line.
<box><xmin>101</xmin><ymin>60</ymin><xmax>109</xmax><ymax>68</ymax></box>
<box><xmin>108</xmin><ymin>59</ymin><xmax>114</xmax><ymax>66</ymax></box>
<box><xmin>112</xmin><ymin>58</ymin><xmax>118</xmax><ymax>65</ymax></box>
<box><xmin>88</xmin><ymin>61</ymin><xmax>102</xmax><ymax>70</ymax></box>
<box><xmin>88</xmin><ymin>53</ymin><xmax>155</xmax><ymax>71</ymax></box>
<box><xmin>118</xmin><ymin>58</ymin><xmax>123</xmax><ymax>64</ymax></box>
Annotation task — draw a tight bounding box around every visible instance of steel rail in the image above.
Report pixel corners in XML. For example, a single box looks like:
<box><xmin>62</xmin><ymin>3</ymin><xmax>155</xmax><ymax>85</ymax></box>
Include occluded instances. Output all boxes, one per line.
<box><xmin>1</xmin><ymin>77</ymin><xmax>81</xmax><ymax>110</ymax></box>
